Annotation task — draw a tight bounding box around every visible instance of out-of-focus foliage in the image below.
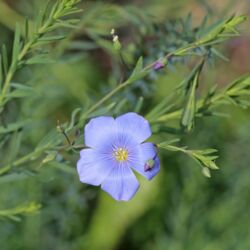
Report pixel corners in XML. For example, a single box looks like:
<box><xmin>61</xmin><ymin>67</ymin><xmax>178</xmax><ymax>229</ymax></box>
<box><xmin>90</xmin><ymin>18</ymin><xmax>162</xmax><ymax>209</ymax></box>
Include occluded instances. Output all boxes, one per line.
<box><xmin>0</xmin><ymin>0</ymin><xmax>250</xmax><ymax>250</ymax></box>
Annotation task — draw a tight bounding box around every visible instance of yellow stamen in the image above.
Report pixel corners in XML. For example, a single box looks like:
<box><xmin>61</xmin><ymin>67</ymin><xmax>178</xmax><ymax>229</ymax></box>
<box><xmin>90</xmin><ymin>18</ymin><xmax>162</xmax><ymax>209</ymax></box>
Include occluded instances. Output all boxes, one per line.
<box><xmin>114</xmin><ymin>148</ymin><xmax>128</xmax><ymax>162</ymax></box>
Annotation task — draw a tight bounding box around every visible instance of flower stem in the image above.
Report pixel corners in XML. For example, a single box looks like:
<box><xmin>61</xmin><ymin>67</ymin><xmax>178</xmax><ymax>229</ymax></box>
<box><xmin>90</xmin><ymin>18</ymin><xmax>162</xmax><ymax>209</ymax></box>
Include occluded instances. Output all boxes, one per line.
<box><xmin>154</xmin><ymin>90</ymin><xmax>226</xmax><ymax>123</ymax></box>
<box><xmin>80</xmin><ymin>41</ymin><xmax>203</xmax><ymax>121</ymax></box>
<box><xmin>83</xmin><ymin>80</ymin><xmax>130</xmax><ymax>117</ymax></box>
<box><xmin>0</xmin><ymin>147</ymin><xmax>44</xmax><ymax>175</ymax></box>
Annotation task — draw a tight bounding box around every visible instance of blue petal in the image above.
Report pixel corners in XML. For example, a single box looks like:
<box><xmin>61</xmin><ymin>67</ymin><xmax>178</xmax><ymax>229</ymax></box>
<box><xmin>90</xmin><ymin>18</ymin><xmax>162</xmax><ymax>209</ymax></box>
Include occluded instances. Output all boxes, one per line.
<box><xmin>77</xmin><ymin>149</ymin><xmax>115</xmax><ymax>186</ymax></box>
<box><xmin>101</xmin><ymin>164</ymin><xmax>140</xmax><ymax>201</ymax></box>
<box><xmin>85</xmin><ymin>116</ymin><xmax>116</xmax><ymax>148</ymax></box>
<box><xmin>116</xmin><ymin>112</ymin><xmax>151</xmax><ymax>143</ymax></box>
<box><xmin>130</xmin><ymin>142</ymin><xmax>160</xmax><ymax>180</ymax></box>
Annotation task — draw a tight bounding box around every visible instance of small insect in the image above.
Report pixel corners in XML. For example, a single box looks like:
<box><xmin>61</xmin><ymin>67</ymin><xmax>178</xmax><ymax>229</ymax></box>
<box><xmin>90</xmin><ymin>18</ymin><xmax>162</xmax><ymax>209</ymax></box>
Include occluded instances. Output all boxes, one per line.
<box><xmin>144</xmin><ymin>158</ymin><xmax>155</xmax><ymax>172</ymax></box>
<box><xmin>144</xmin><ymin>144</ymin><xmax>158</xmax><ymax>172</ymax></box>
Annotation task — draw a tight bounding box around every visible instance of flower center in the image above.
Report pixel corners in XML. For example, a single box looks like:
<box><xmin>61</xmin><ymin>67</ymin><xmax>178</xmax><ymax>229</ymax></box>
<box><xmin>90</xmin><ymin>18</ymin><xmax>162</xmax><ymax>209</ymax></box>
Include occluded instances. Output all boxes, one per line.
<box><xmin>113</xmin><ymin>148</ymin><xmax>128</xmax><ymax>162</ymax></box>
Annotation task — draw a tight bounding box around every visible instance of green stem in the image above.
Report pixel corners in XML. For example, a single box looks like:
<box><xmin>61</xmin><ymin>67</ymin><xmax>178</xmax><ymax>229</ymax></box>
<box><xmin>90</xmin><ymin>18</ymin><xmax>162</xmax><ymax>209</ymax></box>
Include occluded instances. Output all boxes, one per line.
<box><xmin>158</xmin><ymin>144</ymin><xmax>187</xmax><ymax>154</ymax></box>
<box><xmin>154</xmin><ymin>90</ymin><xmax>226</xmax><ymax>123</ymax></box>
<box><xmin>79</xmin><ymin>41</ymin><xmax>204</xmax><ymax>120</ymax></box>
<box><xmin>0</xmin><ymin>5</ymin><xmax>65</xmax><ymax>112</ymax></box>
<box><xmin>0</xmin><ymin>147</ymin><xmax>44</xmax><ymax>175</ymax></box>
<box><xmin>83</xmin><ymin>80</ymin><xmax>130</xmax><ymax>117</ymax></box>
<box><xmin>0</xmin><ymin>41</ymin><xmax>37</xmax><ymax>111</ymax></box>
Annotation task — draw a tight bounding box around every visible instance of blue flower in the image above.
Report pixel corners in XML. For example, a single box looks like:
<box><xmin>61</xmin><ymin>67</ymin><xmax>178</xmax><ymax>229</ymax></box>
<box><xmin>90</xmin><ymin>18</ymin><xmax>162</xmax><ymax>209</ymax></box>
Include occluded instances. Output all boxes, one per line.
<box><xmin>77</xmin><ymin>112</ymin><xmax>160</xmax><ymax>201</ymax></box>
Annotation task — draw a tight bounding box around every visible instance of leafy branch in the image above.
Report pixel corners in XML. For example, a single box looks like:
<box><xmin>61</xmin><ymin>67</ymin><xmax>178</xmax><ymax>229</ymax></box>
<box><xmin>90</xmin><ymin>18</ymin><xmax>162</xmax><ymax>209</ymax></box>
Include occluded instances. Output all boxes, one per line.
<box><xmin>158</xmin><ymin>139</ymin><xmax>219</xmax><ymax>178</ymax></box>
<box><xmin>75</xmin><ymin>15</ymin><xmax>246</xmax><ymax>124</ymax></box>
<box><xmin>0</xmin><ymin>0</ymin><xmax>81</xmax><ymax>112</ymax></box>
<box><xmin>0</xmin><ymin>14</ymin><xmax>246</xmax><ymax>177</ymax></box>
<box><xmin>173</xmin><ymin>15</ymin><xmax>246</xmax><ymax>56</ymax></box>
<box><xmin>0</xmin><ymin>202</ymin><xmax>41</xmax><ymax>221</ymax></box>
<box><xmin>152</xmin><ymin>74</ymin><xmax>250</xmax><ymax>123</ymax></box>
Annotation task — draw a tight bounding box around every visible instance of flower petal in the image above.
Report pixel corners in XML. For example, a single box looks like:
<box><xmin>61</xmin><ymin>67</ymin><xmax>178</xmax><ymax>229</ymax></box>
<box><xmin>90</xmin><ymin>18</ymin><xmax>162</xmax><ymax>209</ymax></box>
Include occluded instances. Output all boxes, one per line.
<box><xmin>130</xmin><ymin>142</ymin><xmax>160</xmax><ymax>180</ymax></box>
<box><xmin>84</xmin><ymin>116</ymin><xmax>116</xmax><ymax>148</ymax></box>
<box><xmin>116</xmin><ymin>112</ymin><xmax>151</xmax><ymax>143</ymax></box>
<box><xmin>101</xmin><ymin>165</ymin><xmax>140</xmax><ymax>201</ymax></box>
<box><xmin>77</xmin><ymin>149</ymin><xmax>115</xmax><ymax>186</ymax></box>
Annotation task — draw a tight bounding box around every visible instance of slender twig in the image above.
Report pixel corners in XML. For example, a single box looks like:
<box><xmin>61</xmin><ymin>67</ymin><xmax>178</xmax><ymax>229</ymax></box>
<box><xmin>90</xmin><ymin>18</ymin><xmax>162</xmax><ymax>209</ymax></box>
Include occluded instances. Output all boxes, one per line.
<box><xmin>0</xmin><ymin>147</ymin><xmax>45</xmax><ymax>175</ymax></box>
<box><xmin>79</xmin><ymin>42</ymin><xmax>203</xmax><ymax>122</ymax></box>
<box><xmin>154</xmin><ymin>90</ymin><xmax>226</xmax><ymax>122</ymax></box>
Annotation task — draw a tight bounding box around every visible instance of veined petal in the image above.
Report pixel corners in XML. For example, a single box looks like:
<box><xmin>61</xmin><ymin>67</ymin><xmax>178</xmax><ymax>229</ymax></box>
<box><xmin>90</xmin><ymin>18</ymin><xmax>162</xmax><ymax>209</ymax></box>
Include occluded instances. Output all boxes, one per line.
<box><xmin>131</xmin><ymin>142</ymin><xmax>160</xmax><ymax>180</ymax></box>
<box><xmin>77</xmin><ymin>149</ymin><xmax>115</xmax><ymax>186</ymax></box>
<box><xmin>84</xmin><ymin>116</ymin><xmax>116</xmax><ymax>148</ymax></box>
<box><xmin>116</xmin><ymin>112</ymin><xmax>151</xmax><ymax>143</ymax></box>
<box><xmin>101</xmin><ymin>164</ymin><xmax>140</xmax><ymax>201</ymax></box>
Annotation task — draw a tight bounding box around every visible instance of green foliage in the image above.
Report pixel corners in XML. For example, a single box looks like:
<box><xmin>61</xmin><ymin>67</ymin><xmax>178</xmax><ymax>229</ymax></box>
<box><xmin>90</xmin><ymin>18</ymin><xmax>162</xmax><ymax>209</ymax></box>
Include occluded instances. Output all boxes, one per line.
<box><xmin>158</xmin><ymin>140</ymin><xmax>219</xmax><ymax>177</ymax></box>
<box><xmin>180</xmin><ymin>59</ymin><xmax>205</xmax><ymax>131</ymax></box>
<box><xmin>0</xmin><ymin>0</ymin><xmax>81</xmax><ymax>111</ymax></box>
<box><xmin>0</xmin><ymin>0</ymin><xmax>249</xmax><ymax>250</ymax></box>
<box><xmin>0</xmin><ymin>202</ymin><xmax>41</xmax><ymax>221</ymax></box>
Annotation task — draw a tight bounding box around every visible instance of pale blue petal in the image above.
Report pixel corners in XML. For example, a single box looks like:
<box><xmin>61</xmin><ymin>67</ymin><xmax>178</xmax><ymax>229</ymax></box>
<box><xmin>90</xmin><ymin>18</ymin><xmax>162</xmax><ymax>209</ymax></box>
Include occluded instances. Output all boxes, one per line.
<box><xmin>116</xmin><ymin>112</ymin><xmax>151</xmax><ymax>143</ymax></box>
<box><xmin>101</xmin><ymin>165</ymin><xmax>140</xmax><ymax>201</ymax></box>
<box><xmin>130</xmin><ymin>142</ymin><xmax>160</xmax><ymax>180</ymax></box>
<box><xmin>84</xmin><ymin>116</ymin><xmax>116</xmax><ymax>148</ymax></box>
<box><xmin>77</xmin><ymin>149</ymin><xmax>115</xmax><ymax>186</ymax></box>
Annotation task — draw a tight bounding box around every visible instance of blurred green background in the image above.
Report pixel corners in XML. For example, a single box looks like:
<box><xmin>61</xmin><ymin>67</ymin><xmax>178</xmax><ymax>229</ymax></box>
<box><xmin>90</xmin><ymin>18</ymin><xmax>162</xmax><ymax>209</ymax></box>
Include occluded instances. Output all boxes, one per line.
<box><xmin>0</xmin><ymin>0</ymin><xmax>250</xmax><ymax>250</ymax></box>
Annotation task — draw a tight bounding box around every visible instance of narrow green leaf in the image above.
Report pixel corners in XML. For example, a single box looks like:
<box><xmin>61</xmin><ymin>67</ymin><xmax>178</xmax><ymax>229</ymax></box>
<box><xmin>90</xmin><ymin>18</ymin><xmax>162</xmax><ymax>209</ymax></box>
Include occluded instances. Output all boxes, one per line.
<box><xmin>6</xmin><ymin>82</ymin><xmax>35</xmax><ymax>98</ymax></box>
<box><xmin>0</xmin><ymin>54</ymin><xmax>2</xmax><ymax>89</ymax></box>
<box><xmin>181</xmin><ymin>60</ymin><xmax>204</xmax><ymax>131</ymax></box>
<box><xmin>67</xmin><ymin>107</ymin><xmax>82</xmax><ymax>131</ymax></box>
<box><xmin>24</xmin><ymin>17</ymin><xmax>29</xmax><ymax>43</ymax></box>
<box><xmin>25</xmin><ymin>55</ymin><xmax>55</xmax><ymax>65</ymax></box>
<box><xmin>7</xmin><ymin>131</ymin><xmax>23</xmax><ymax>165</ymax></box>
<box><xmin>128</xmin><ymin>57</ymin><xmax>147</xmax><ymax>83</ymax></box>
<box><xmin>12</xmin><ymin>24</ymin><xmax>21</xmax><ymax>64</ymax></box>
<box><xmin>35</xmin><ymin>129</ymin><xmax>62</xmax><ymax>151</ymax></box>
<box><xmin>48</xmin><ymin>161</ymin><xmax>75</xmax><ymax>174</ymax></box>
<box><xmin>113</xmin><ymin>99</ymin><xmax>127</xmax><ymax>115</ymax></box>
<box><xmin>42</xmin><ymin>151</ymin><xmax>57</xmax><ymax>164</ymax></box>
<box><xmin>0</xmin><ymin>120</ymin><xmax>30</xmax><ymax>134</ymax></box>
<box><xmin>87</xmin><ymin>102</ymin><xmax>116</xmax><ymax>118</ymax></box>
<box><xmin>158</xmin><ymin>138</ymin><xmax>181</xmax><ymax>147</ymax></box>
<box><xmin>134</xmin><ymin>96</ymin><xmax>144</xmax><ymax>113</ymax></box>
<box><xmin>2</xmin><ymin>44</ymin><xmax>8</xmax><ymax>76</ymax></box>
<box><xmin>0</xmin><ymin>172</ymin><xmax>30</xmax><ymax>184</ymax></box>
<box><xmin>211</xmin><ymin>48</ymin><xmax>229</xmax><ymax>62</ymax></box>
<box><xmin>39</xmin><ymin>35</ymin><xmax>66</xmax><ymax>42</ymax></box>
<box><xmin>181</xmin><ymin>76</ymin><xmax>198</xmax><ymax>131</ymax></box>
<box><xmin>146</xmin><ymin>94</ymin><xmax>176</xmax><ymax>121</ymax></box>
<box><xmin>0</xmin><ymin>202</ymin><xmax>41</xmax><ymax>220</ymax></box>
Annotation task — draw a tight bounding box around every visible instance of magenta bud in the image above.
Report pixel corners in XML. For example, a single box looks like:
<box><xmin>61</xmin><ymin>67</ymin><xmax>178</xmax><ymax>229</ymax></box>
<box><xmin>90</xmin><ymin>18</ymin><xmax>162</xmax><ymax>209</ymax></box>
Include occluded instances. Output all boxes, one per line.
<box><xmin>153</xmin><ymin>61</ymin><xmax>165</xmax><ymax>70</ymax></box>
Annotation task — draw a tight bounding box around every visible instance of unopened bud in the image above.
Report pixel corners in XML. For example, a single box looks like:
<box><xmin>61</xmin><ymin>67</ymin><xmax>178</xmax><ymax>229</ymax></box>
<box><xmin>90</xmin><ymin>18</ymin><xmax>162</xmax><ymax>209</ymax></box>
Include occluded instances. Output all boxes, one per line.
<box><xmin>153</xmin><ymin>61</ymin><xmax>165</xmax><ymax>70</ymax></box>
<box><xmin>113</xmin><ymin>35</ymin><xmax>119</xmax><ymax>43</ymax></box>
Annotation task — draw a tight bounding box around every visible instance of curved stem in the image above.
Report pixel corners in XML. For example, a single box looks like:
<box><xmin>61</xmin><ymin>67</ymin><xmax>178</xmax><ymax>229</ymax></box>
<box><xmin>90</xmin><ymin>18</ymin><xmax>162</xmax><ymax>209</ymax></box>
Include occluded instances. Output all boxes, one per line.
<box><xmin>83</xmin><ymin>80</ymin><xmax>130</xmax><ymax>117</ymax></box>
<box><xmin>0</xmin><ymin>147</ymin><xmax>45</xmax><ymax>175</ymax></box>
<box><xmin>80</xmin><ymin>41</ymin><xmax>203</xmax><ymax>120</ymax></box>
<box><xmin>154</xmin><ymin>90</ymin><xmax>226</xmax><ymax>123</ymax></box>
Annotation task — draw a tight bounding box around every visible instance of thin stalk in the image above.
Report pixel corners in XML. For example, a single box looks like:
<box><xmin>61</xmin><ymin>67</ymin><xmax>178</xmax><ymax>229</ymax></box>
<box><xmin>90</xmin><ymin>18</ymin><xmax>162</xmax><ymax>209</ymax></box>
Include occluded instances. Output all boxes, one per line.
<box><xmin>0</xmin><ymin>23</ymin><xmax>52</xmax><ymax>111</ymax></box>
<box><xmin>154</xmin><ymin>90</ymin><xmax>226</xmax><ymax>122</ymax></box>
<box><xmin>83</xmin><ymin>80</ymin><xmax>130</xmax><ymax>117</ymax></box>
<box><xmin>80</xmin><ymin>41</ymin><xmax>204</xmax><ymax>120</ymax></box>
<box><xmin>0</xmin><ymin>147</ymin><xmax>44</xmax><ymax>175</ymax></box>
